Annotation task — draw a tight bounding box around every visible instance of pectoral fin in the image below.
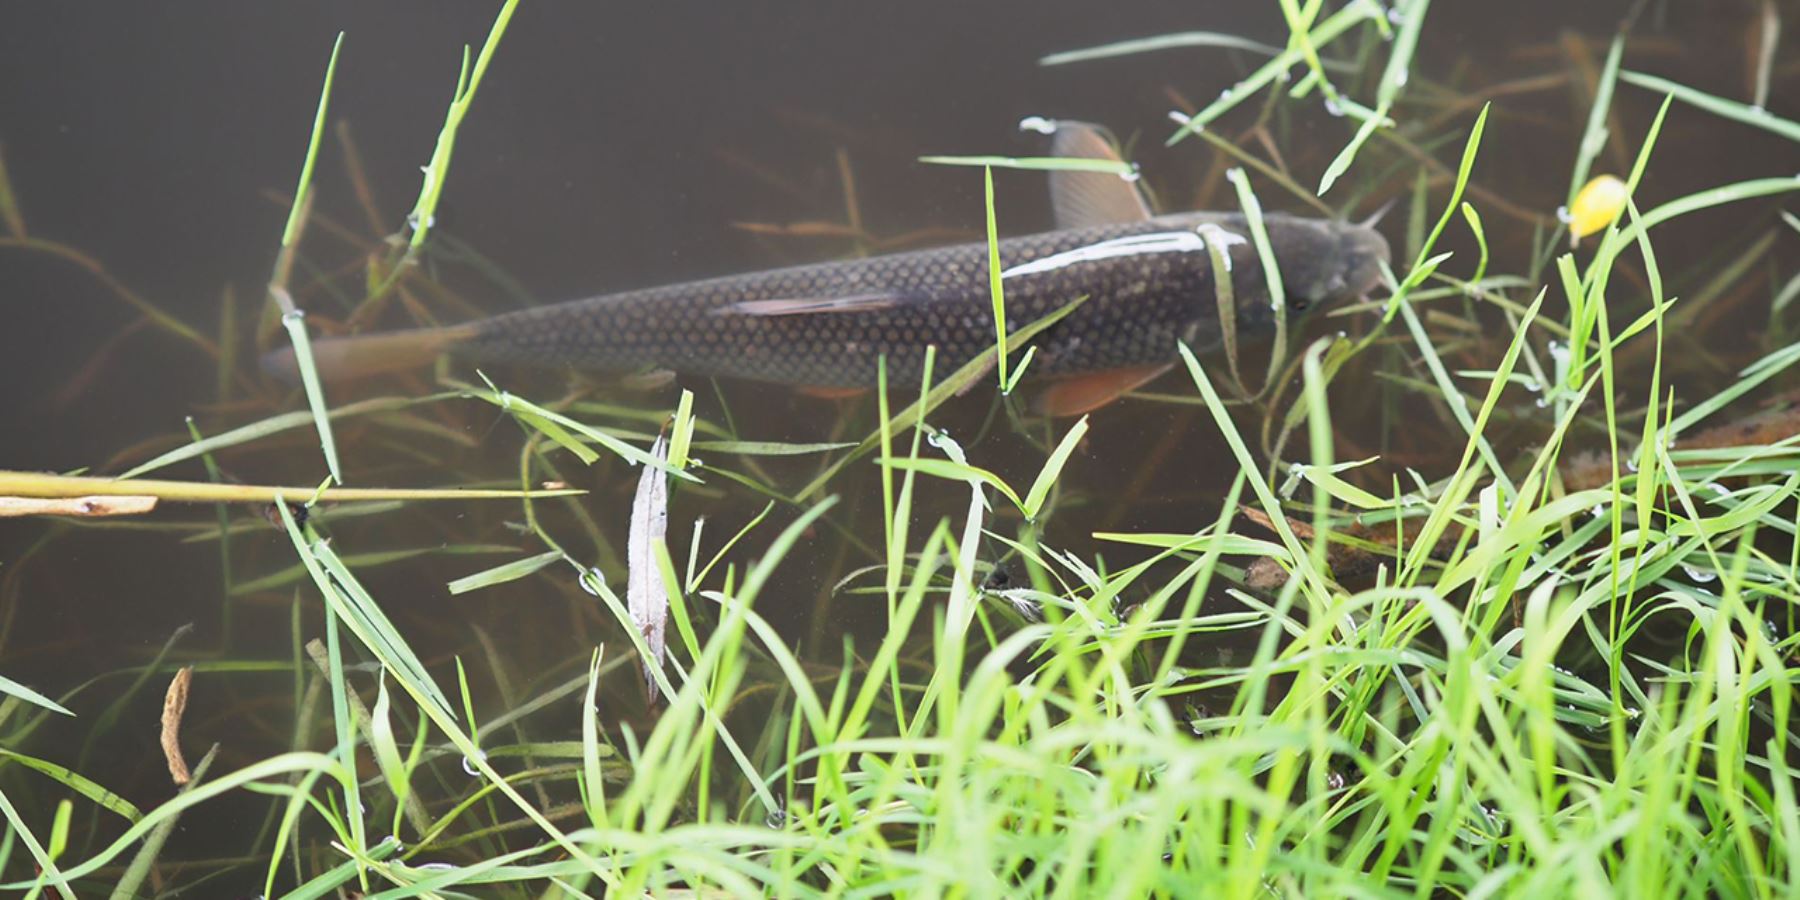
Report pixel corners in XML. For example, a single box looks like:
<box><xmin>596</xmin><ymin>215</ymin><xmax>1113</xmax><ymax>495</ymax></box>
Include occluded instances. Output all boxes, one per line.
<box><xmin>1035</xmin><ymin>363</ymin><xmax>1171</xmax><ymax>417</ymax></box>
<box><xmin>715</xmin><ymin>294</ymin><xmax>900</xmax><ymax>317</ymax></box>
<box><xmin>1043</xmin><ymin>120</ymin><xmax>1154</xmax><ymax>229</ymax></box>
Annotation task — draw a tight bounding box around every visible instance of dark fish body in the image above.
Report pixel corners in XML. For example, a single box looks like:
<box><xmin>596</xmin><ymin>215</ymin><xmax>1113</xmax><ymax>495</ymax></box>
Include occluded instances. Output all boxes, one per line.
<box><xmin>444</xmin><ymin>211</ymin><xmax>1387</xmax><ymax>388</ymax></box>
<box><xmin>274</xmin><ymin>121</ymin><xmax>1390</xmax><ymax>402</ymax></box>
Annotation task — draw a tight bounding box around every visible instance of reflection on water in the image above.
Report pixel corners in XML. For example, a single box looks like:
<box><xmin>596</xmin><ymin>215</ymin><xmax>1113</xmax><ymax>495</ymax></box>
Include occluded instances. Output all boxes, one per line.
<box><xmin>0</xmin><ymin>0</ymin><xmax>1794</xmax><ymax>890</ymax></box>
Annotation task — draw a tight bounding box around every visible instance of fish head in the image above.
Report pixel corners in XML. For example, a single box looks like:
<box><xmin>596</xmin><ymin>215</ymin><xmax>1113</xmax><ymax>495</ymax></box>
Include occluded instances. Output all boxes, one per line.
<box><xmin>1255</xmin><ymin>214</ymin><xmax>1391</xmax><ymax>313</ymax></box>
<box><xmin>1161</xmin><ymin>211</ymin><xmax>1390</xmax><ymax>319</ymax></box>
<box><xmin>1321</xmin><ymin>219</ymin><xmax>1391</xmax><ymax>305</ymax></box>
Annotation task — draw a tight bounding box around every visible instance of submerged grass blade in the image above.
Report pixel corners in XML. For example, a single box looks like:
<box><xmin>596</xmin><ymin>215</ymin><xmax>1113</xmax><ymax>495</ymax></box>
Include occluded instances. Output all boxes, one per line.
<box><xmin>0</xmin><ymin>238</ymin><xmax>217</xmax><ymax>356</ymax></box>
<box><xmin>1377</xmin><ymin>0</ymin><xmax>1429</xmax><ymax>106</ymax></box>
<box><xmin>235</xmin><ymin>545</ymin><xmax>514</xmax><ymax>596</ymax></box>
<box><xmin>278</xmin><ymin>311</ymin><xmax>342</xmax><ymax>485</ymax></box>
<box><xmin>118</xmin><ymin>393</ymin><xmax>459</xmax><ymax>480</ymax></box>
<box><xmin>447</xmin><ymin>549</ymin><xmax>563</xmax><ymax>595</ymax></box>
<box><xmin>1567</xmin><ymin>33</ymin><xmax>1625</xmax><ymax>210</ymax></box>
<box><xmin>107</xmin><ymin>747</ymin><xmax>217</xmax><ymax>900</ymax></box>
<box><xmin>0</xmin><ymin>145</ymin><xmax>26</xmax><ymax>238</ymax></box>
<box><xmin>1621</xmin><ymin>70</ymin><xmax>1800</xmax><ymax>143</ymax></box>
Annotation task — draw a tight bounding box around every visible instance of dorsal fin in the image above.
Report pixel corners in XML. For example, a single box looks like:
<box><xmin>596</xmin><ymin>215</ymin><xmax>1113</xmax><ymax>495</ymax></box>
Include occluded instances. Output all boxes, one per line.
<box><xmin>1040</xmin><ymin>120</ymin><xmax>1154</xmax><ymax>229</ymax></box>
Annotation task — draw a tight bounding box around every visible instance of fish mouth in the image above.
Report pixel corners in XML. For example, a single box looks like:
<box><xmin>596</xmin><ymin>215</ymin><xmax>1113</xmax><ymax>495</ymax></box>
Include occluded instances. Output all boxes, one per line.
<box><xmin>1332</xmin><ymin>224</ymin><xmax>1391</xmax><ymax>302</ymax></box>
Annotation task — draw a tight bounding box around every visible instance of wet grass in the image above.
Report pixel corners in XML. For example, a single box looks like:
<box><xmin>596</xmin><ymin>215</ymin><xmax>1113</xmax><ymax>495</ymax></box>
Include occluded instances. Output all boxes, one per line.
<box><xmin>3</xmin><ymin>2</ymin><xmax>1800</xmax><ymax>897</ymax></box>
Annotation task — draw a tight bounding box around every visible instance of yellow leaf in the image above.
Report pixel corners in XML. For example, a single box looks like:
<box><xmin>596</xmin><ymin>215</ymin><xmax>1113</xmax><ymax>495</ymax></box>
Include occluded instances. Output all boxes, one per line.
<box><xmin>1570</xmin><ymin>175</ymin><xmax>1629</xmax><ymax>243</ymax></box>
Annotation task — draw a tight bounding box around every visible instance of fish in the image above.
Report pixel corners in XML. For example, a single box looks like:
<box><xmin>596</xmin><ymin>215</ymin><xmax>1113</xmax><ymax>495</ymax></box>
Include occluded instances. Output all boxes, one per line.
<box><xmin>267</xmin><ymin>120</ymin><xmax>1389</xmax><ymax>415</ymax></box>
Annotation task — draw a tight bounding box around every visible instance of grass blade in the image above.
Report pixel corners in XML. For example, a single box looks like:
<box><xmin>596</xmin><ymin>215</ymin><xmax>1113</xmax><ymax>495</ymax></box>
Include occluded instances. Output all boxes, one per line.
<box><xmin>919</xmin><ymin>155</ymin><xmax>1136</xmax><ymax>176</ymax></box>
<box><xmin>1566</xmin><ymin>33</ymin><xmax>1625</xmax><ymax>210</ymax></box>
<box><xmin>0</xmin><ymin>674</ymin><xmax>72</xmax><ymax>717</ymax></box>
<box><xmin>689</xmin><ymin>439</ymin><xmax>855</xmax><ymax>456</ymax></box>
<box><xmin>278</xmin><ymin>311</ymin><xmax>342</xmax><ymax>485</ymax></box>
<box><xmin>405</xmin><ymin>0</ymin><xmax>520</xmax><ymax>249</ymax></box>
<box><xmin>108</xmin><ymin>748</ymin><xmax>217</xmax><ymax>900</ymax></box>
<box><xmin>0</xmin><ymin>750</ymin><xmax>140</xmax><ymax>822</ymax></box>
<box><xmin>1167</xmin><ymin>0</ymin><xmax>1379</xmax><ymax>142</ymax></box>
<box><xmin>794</xmin><ymin>297</ymin><xmax>1087</xmax><ymax>501</ymax></box>
<box><xmin>1318</xmin><ymin>101</ymin><xmax>1392</xmax><ymax>196</ymax></box>
<box><xmin>467</xmin><ymin>378</ymin><xmax>698</xmax><ymax>482</ymax></box>
<box><xmin>1023</xmin><ymin>415</ymin><xmax>1089</xmax><ymax>520</ymax></box>
<box><xmin>985</xmin><ymin>166</ymin><xmax>1009</xmax><ymax>390</ymax></box>
<box><xmin>447</xmin><ymin>549</ymin><xmax>564</xmax><ymax>595</ymax></box>
<box><xmin>119</xmin><ymin>394</ymin><xmax>459</xmax><ymax>480</ymax></box>
<box><xmin>1621</xmin><ymin>70</ymin><xmax>1800</xmax><ymax>143</ymax></box>
<box><xmin>270</xmin><ymin>34</ymin><xmax>347</xmax><ymax>486</ymax></box>
<box><xmin>1226</xmin><ymin>168</ymin><xmax>1289</xmax><ymax>391</ymax></box>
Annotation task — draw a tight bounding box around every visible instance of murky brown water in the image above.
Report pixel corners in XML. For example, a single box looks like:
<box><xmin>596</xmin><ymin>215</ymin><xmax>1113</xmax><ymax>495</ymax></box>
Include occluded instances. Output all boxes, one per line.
<box><xmin>1</xmin><ymin>0</ymin><xmax>1794</xmax><ymax>890</ymax></box>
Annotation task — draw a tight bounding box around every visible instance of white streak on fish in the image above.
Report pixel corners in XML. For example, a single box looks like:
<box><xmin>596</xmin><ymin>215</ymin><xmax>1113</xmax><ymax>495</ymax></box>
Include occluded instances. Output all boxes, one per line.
<box><xmin>1001</xmin><ymin>230</ymin><xmax>1219</xmax><ymax>280</ymax></box>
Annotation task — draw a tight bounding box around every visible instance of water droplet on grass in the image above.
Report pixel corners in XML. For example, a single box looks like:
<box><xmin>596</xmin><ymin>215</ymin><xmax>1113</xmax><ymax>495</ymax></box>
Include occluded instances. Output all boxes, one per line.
<box><xmin>1680</xmin><ymin>564</ymin><xmax>1717</xmax><ymax>583</ymax></box>
<box><xmin>461</xmin><ymin>749</ymin><xmax>488</xmax><ymax>777</ymax></box>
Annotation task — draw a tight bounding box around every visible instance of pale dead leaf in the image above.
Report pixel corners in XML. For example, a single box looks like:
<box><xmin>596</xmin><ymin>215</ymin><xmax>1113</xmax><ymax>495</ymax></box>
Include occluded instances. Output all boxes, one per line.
<box><xmin>628</xmin><ymin>435</ymin><xmax>672</xmax><ymax>702</ymax></box>
<box><xmin>161</xmin><ymin>666</ymin><xmax>194</xmax><ymax>785</ymax></box>
<box><xmin>0</xmin><ymin>495</ymin><xmax>157</xmax><ymax>518</ymax></box>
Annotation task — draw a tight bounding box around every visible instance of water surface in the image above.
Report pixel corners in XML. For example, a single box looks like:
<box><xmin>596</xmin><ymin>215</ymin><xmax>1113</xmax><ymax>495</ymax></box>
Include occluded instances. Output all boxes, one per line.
<box><xmin>1</xmin><ymin>0</ymin><xmax>1794</xmax><ymax>889</ymax></box>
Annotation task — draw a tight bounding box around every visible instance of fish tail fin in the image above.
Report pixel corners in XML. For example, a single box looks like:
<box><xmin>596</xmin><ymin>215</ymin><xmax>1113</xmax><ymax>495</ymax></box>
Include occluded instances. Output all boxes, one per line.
<box><xmin>260</xmin><ymin>325</ymin><xmax>480</xmax><ymax>382</ymax></box>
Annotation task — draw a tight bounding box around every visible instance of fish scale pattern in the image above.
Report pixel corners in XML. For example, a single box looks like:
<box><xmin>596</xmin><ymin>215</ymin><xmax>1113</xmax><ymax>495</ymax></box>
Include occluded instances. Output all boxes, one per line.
<box><xmin>457</xmin><ymin>212</ymin><xmax>1358</xmax><ymax>388</ymax></box>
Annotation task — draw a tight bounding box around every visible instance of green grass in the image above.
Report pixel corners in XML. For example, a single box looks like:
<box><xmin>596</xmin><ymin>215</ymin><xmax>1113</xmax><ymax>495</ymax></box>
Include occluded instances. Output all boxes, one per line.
<box><xmin>271</xmin><ymin>32</ymin><xmax>347</xmax><ymax>487</ymax></box>
<box><xmin>2</xmin><ymin>5</ymin><xmax>1799</xmax><ymax>898</ymax></box>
